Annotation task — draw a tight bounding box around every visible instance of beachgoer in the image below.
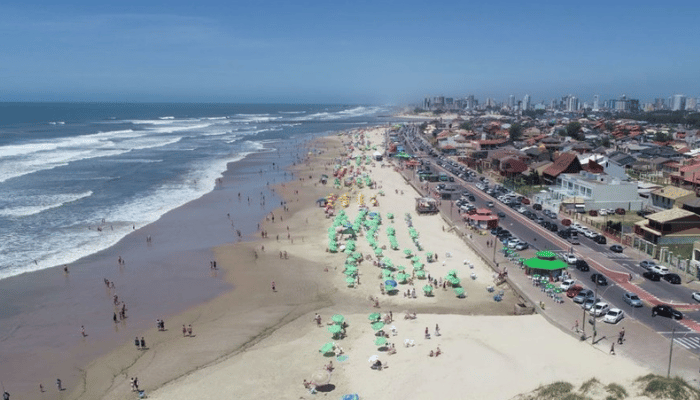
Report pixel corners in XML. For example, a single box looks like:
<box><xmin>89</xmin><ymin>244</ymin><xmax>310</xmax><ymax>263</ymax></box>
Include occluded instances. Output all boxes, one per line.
<box><xmin>429</xmin><ymin>350</ymin><xmax>434</xmax><ymax>357</ymax></box>
<box><xmin>63</xmin><ymin>265</ymin><xmax>69</xmax><ymax>274</ymax></box>
<box><xmin>610</xmin><ymin>342</ymin><xmax>615</xmax><ymax>355</ymax></box>
<box><xmin>325</xmin><ymin>361</ymin><xmax>334</xmax><ymax>372</ymax></box>
<box><xmin>436</xmin><ymin>346</ymin><xmax>442</xmax><ymax>356</ymax></box>
<box><xmin>133</xmin><ymin>377</ymin><xmax>139</xmax><ymax>391</ymax></box>
<box><xmin>113</xmin><ymin>312</ymin><xmax>118</xmax><ymax>323</ymax></box>
<box><xmin>425</xmin><ymin>327</ymin><xmax>430</xmax><ymax>339</ymax></box>
<box><xmin>435</xmin><ymin>324</ymin><xmax>440</xmax><ymax>336</ymax></box>
<box><xmin>130</xmin><ymin>378</ymin><xmax>135</xmax><ymax>392</ymax></box>
<box><xmin>81</xmin><ymin>325</ymin><xmax>86</xmax><ymax>337</ymax></box>
<box><xmin>573</xmin><ymin>320</ymin><xmax>579</xmax><ymax>332</ymax></box>
<box><xmin>3</xmin><ymin>391</ymin><xmax>9</xmax><ymax>400</ymax></box>
<box><xmin>182</xmin><ymin>324</ymin><xmax>187</xmax><ymax>337</ymax></box>
<box><xmin>135</xmin><ymin>337</ymin><xmax>140</xmax><ymax>350</ymax></box>
<box><xmin>56</xmin><ymin>379</ymin><xmax>62</xmax><ymax>391</ymax></box>
<box><xmin>39</xmin><ymin>384</ymin><xmax>44</xmax><ymax>393</ymax></box>
<box><xmin>140</xmin><ymin>337</ymin><xmax>146</xmax><ymax>349</ymax></box>
<box><xmin>188</xmin><ymin>324</ymin><xmax>193</xmax><ymax>337</ymax></box>
<box><xmin>271</xmin><ymin>281</ymin><xmax>276</xmax><ymax>292</ymax></box>
<box><xmin>618</xmin><ymin>328</ymin><xmax>625</xmax><ymax>344</ymax></box>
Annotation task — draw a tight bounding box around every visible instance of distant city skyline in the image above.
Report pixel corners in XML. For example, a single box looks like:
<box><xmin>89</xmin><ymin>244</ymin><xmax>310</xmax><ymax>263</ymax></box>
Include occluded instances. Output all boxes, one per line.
<box><xmin>1</xmin><ymin>1</ymin><xmax>699</xmax><ymax>104</ymax></box>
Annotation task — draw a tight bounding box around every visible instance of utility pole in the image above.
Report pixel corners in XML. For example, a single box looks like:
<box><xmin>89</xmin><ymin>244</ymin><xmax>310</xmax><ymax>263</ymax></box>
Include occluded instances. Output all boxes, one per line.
<box><xmin>592</xmin><ymin>281</ymin><xmax>599</xmax><ymax>344</ymax></box>
<box><xmin>668</xmin><ymin>328</ymin><xmax>675</xmax><ymax>378</ymax></box>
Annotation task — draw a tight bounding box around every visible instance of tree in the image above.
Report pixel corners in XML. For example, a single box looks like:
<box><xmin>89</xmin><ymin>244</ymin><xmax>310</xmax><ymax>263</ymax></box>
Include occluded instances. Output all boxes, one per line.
<box><xmin>509</xmin><ymin>123</ymin><xmax>523</xmax><ymax>142</ymax></box>
<box><xmin>600</xmin><ymin>136</ymin><xmax>611</xmax><ymax>148</ymax></box>
<box><xmin>605</xmin><ymin>121</ymin><xmax>615</xmax><ymax>132</ymax></box>
<box><xmin>566</xmin><ymin>121</ymin><xmax>582</xmax><ymax>137</ymax></box>
<box><xmin>459</xmin><ymin>122</ymin><xmax>472</xmax><ymax>131</ymax></box>
<box><xmin>655</xmin><ymin>131</ymin><xmax>672</xmax><ymax>142</ymax></box>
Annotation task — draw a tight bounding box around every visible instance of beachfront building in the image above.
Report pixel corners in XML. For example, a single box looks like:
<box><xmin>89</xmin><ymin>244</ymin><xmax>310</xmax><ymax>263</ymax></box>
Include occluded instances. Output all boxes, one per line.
<box><xmin>464</xmin><ymin>208</ymin><xmax>499</xmax><ymax>230</ymax></box>
<box><xmin>541</xmin><ymin>171</ymin><xmax>642</xmax><ymax>212</ymax></box>
<box><xmin>634</xmin><ymin>208</ymin><xmax>700</xmax><ymax>245</ymax></box>
<box><xmin>650</xmin><ymin>186</ymin><xmax>694</xmax><ymax>210</ymax></box>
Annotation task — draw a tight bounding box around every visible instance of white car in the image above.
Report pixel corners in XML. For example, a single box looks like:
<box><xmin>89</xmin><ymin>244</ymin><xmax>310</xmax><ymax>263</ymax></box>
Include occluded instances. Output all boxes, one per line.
<box><xmin>564</xmin><ymin>254</ymin><xmax>578</xmax><ymax>264</ymax></box>
<box><xmin>560</xmin><ymin>279</ymin><xmax>576</xmax><ymax>290</ymax></box>
<box><xmin>584</xmin><ymin>230</ymin><xmax>598</xmax><ymax>238</ymax></box>
<box><xmin>603</xmin><ymin>308</ymin><xmax>625</xmax><ymax>324</ymax></box>
<box><xmin>518</xmin><ymin>207</ymin><xmax>527</xmax><ymax>214</ymax></box>
<box><xmin>507</xmin><ymin>238</ymin><xmax>522</xmax><ymax>248</ymax></box>
<box><xmin>599</xmin><ymin>209</ymin><xmax>607</xmax><ymax>216</ymax></box>
<box><xmin>590</xmin><ymin>302</ymin><xmax>610</xmax><ymax>317</ymax></box>
<box><xmin>692</xmin><ymin>292</ymin><xmax>700</xmax><ymax>302</ymax></box>
<box><xmin>650</xmin><ymin>265</ymin><xmax>669</xmax><ymax>275</ymax></box>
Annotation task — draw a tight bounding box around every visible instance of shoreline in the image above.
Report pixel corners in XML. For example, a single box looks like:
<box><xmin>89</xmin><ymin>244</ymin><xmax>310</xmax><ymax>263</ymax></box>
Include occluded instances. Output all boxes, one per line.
<box><xmin>0</xmin><ymin>135</ymin><xmax>312</xmax><ymax>399</ymax></box>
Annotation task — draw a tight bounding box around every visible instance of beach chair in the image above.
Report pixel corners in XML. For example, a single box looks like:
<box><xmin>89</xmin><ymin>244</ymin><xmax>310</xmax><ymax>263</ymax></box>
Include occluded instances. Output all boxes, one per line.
<box><xmin>391</xmin><ymin>326</ymin><xmax>397</xmax><ymax>336</ymax></box>
<box><xmin>137</xmin><ymin>390</ymin><xmax>147</xmax><ymax>398</ymax></box>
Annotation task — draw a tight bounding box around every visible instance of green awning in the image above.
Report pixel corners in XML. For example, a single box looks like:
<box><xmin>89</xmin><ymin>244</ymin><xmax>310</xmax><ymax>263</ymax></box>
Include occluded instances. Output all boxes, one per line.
<box><xmin>524</xmin><ymin>257</ymin><xmax>568</xmax><ymax>271</ymax></box>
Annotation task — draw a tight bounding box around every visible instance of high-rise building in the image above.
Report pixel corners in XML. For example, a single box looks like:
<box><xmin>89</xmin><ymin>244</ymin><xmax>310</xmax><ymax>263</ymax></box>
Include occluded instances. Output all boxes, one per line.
<box><xmin>508</xmin><ymin>95</ymin><xmax>515</xmax><ymax>109</ymax></box>
<box><xmin>523</xmin><ymin>94</ymin><xmax>531</xmax><ymax>111</ymax></box>
<box><xmin>686</xmin><ymin>98</ymin><xmax>697</xmax><ymax>111</ymax></box>
<box><xmin>593</xmin><ymin>95</ymin><xmax>600</xmax><ymax>111</ymax></box>
<box><xmin>654</xmin><ymin>98</ymin><xmax>666</xmax><ymax>110</ymax></box>
<box><xmin>566</xmin><ymin>96</ymin><xmax>578</xmax><ymax>112</ymax></box>
<box><xmin>672</xmin><ymin>95</ymin><xmax>685</xmax><ymax>111</ymax></box>
<box><xmin>465</xmin><ymin>95</ymin><xmax>476</xmax><ymax>110</ymax></box>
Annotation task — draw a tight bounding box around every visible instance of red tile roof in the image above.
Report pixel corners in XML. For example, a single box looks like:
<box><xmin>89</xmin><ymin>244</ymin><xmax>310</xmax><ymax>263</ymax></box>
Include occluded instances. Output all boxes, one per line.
<box><xmin>543</xmin><ymin>152</ymin><xmax>581</xmax><ymax>178</ymax></box>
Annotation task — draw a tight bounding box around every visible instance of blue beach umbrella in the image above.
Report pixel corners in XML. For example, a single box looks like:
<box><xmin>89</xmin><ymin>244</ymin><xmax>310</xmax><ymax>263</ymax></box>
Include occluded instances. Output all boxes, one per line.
<box><xmin>384</xmin><ymin>279</ymin><xmax>397</xmax><ymax>287</ymax></box>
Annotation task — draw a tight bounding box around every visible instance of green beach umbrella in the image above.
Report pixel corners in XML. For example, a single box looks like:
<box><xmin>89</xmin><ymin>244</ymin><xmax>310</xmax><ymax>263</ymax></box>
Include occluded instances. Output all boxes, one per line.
<box><xmin>413</xmin><ymin>263</ymin><xmax>424</xmax><ymax>270</ymax></box>
<box><xmin>447</xmin><ymin>269</ymin><xmax>458</xmax><ymax>277</ymax></box>
<box><xmin>415</xmin><ymin>270</ymin><xmax>426</xmax><ymax>278</ymax></box>
<box><xmin>423</xmin><ymin>285</ymin><xmax>433</xmax><ymax>293</ymax></box>
<box><xmin>397</xmin><ymin>265</ymin><xmax>406</xmax><ymax>271</ymax></box>
<box><xmin>403</xmin><ymin>249</ymin><xmax>412</xmax><ymax>256</ymax></box>
<box><xmin>345</xmin><ymin>277</ymin><xmax>356</xmax><ymax>284</ymax></box>
<box><xmin>374</xmin><ymin>337</ymin><xmax>388</xmax><ymax>346</ymax></box>
<box><xmin>328</xmin><ymin>325</ymin><xmax>342</xmax><ymax>334</ymax></box>
<box><xmin>411</xmin><ymin>256</ymin><xmax>420</xmax><ymax>263</ymax></box>
<box><xmin>374</xmin><ymin>248</ymin><xmax>383</xmax><ymax>256</ymax></box>
<box><xmin>320</xmin><ymin>342</ymin><xmax>335</xmax><ymax>354</ymax></box>
<box><xmin>332</xmin><ymin>314</ymin><xmax>345</xmax><ymax>324</ymax></box>
<box><xmin>447</xmin><ymin>276</ymin><xmax>460</xmax><ymax>285</ymax></box>
<box><xmin>454</xmin><ymin>287</ymin><xmax>465</xmax><ymax>296</ymax></box>
<box><xmin>371</xmin><ymin>321</ymin><xmax>385</xmax><ymax>331</ymax></box>
<box><xmin>368</xmin><ymin>313</ymin><xmax>381</xmax><ymax>321</ymax></box>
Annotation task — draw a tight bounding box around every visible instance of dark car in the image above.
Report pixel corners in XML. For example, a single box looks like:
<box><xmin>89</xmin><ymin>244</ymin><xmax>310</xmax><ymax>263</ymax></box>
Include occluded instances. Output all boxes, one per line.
<box><xmin>575</xmin><ymin>260</ymin><xmax>590</xmax><ymax>272</ymax></box>
<box><xmin>610</xmin><ymin>245</ymin><xmax>623</xmax><ymax>253</ymax></box>
<box><xmin>591</xmin><ymin>273</ymin><xmax>608</xmax><ymax>286</ymax></box>
<box><xmin>663</xmin><ymin>273</ymin><xmax>681</xmax><ymax>284</ymax></box>
<box><xmin>593</xmin><ymin>235</ymin><xmax>607</xmax><ymax>244</ymax></box>
<box><xmin>548</xmin><ymin>224</ymin><xmax>559</xmax><ymax>232</ymax></box>
<box><xmin>497</xmin><ymin>211</ymin><xmax>506</xmax><ymax>218</ymax></box>
<box><xmin>615</xmin><ymin>208</ymin><xmax>626</xmax><ymax>215</ymax></box>
<box><xmin>533</xmin><ymin>203</ymin><xmax>543</xmax><ymax>211</ymax></box>
<box><xmin>643</xmin><ymin>271</ymin><xmax>662</xmax><ymax>281</ymax></box>
<box><xmin>652</xmin><ymin>304</ymin><xmax>683</xmax><ymax>320</ymax></box>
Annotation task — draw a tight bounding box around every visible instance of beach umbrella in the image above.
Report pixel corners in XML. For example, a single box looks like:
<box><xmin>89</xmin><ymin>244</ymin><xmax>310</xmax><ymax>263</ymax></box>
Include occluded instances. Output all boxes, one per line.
<box><xmin>342</xmin><ymin>395</ymin><xmax>360</xmax><ymax>400</ymax></box>
<box><xmin>374</xmin><ymin>248</ymin><xmax>383</xmax><ymax>256</ymax></box>
<box><xmin>423</xmin><ymin>285</ymin><xmax>433</xmax><ymax>293</ymax></box>
<box><xmin>352</xmin><ymin>251</ymin><xmax>362</xmax><ymax>259</ymax></box>
<box><xmin>328</xmin><ymin>325</ymin><xmax>342</xmax><ymax>334</ymax></box>
<box><xmin>397</xmin><ymin>265</ymin><xmax>406</xmax><ymax>271</ymax></box>
<box><xmin>454</xmin><ymin>287</ymin><xmax>465</xmax><ymax>297</ymax></box>
<box><xmin>344</xmin><ymin>269</ymin><xmax>357</xmax><ymax>276</ymax></box>
<box><xmin>374</xmin><ymin>337</ymin><xmax>388</xmax><ymax>346</ymax></box>
<box><xmin>345</xmin><ymin>277</ymin><xmax>356</xmax><ymax>284</ymax></box>
<box><xmin>403</xmin><ymin>249</ymin><xmax>412</xmax><ymax>256</ymax></box>
<box><xmin>415</xmin><ymin>270</ymin><xmax>426</xmax><ymax>278</ymax></box>
<box><xmin>413</xmin><ymin>263</ymin><xmax>424</xmax><ymax>270</ymax></box>
<box><xmin>396</xmin><ymin>272</ymin><xmax>408</xmax><ymax>282</ymax></box>
<box><xmin>447</xmin><ymin>276</ymin><xmax>460</xmax><ymax>285</ymax></box>
<box><xmin>368</xmin><ymin>313</ymin><xmax>381</xmax><ymax>321</ymax></box>
<box><xmin>371</xmin><ymin>321</ymin><xmax>385</xmax><ymax>331</ymax></box>
<box><xmin>447</xmin><ymin>269</ymin><xmax>458</xmax><ymax>277</ymax></box>
<box><xmin>386</xmin><ymin>285</ymin><xmax>399</xmax><ymax>292</ymax></box>
<box><xmin>332</xmin><ymin>314</ymin><xmax>345</xmax><ymax>324</ymax></box>
<box><xmin>411</xmin><ymin>256</ymin><xmax>420</xmax><ymax>263</ymax></box>
<box><xmin>385</xmin><ymin>279</ymin><xmax>397</xmax><ymax>287</ymax></box>
<box><xmin>310</xmin><ymin>369</ymin><xmax>331</xmax><ymax>386</ymax></box>
<box><xmin>320</xmin><ymin>342</ymin><xmax>335</xmax><ymax>354</ymax></box>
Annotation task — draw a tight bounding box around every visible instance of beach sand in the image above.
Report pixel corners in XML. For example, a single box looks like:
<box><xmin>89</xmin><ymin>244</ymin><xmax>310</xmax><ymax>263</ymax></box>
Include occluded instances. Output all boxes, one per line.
<box><xmin>7</xmin><ymin>126</ymin><xmax>651</xmax><ymax>399</ymax></box>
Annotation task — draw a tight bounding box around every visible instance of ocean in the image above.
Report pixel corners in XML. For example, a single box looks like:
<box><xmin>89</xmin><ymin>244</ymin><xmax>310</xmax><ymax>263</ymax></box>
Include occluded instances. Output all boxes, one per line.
<box><xmin>0</xmin><ymin>102</ymin><xmax>392</xmax><ymax>280</ymax></box>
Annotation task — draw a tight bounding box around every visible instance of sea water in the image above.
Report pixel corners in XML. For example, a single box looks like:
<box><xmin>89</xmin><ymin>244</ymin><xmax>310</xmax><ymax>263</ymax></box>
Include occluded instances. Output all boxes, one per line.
<box><xmin>0</xmin><ymin>103</ymin><xmax>392</xmax><ymax>280</ymax></box>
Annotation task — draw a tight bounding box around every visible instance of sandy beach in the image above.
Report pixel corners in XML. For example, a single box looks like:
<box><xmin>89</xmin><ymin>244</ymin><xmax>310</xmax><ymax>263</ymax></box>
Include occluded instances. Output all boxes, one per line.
<box><xmin>4</xmin><ymin>126</ymin><xmax>653</xmax><ymax>400</ymax></box>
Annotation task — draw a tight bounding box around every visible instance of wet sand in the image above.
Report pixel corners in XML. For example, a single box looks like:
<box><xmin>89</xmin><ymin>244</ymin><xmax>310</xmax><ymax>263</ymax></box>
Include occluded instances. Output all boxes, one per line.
<box><xmin>0</xmin><ymin>139</ymin><xmax>309</xmax><ymax>398</ymax></box>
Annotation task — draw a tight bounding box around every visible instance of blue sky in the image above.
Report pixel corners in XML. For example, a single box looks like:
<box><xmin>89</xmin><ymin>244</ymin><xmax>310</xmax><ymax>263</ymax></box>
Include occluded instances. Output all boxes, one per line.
<box><xmin>0</xmin><ymin>0</ymin><xmax>698</xmax><ymax>104</ymax></box>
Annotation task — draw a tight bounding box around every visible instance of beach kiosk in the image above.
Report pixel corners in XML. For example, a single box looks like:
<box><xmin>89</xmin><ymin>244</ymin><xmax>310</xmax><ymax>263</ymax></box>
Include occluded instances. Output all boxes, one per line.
<box><xmin>415</xmin><ymin>197</ymin><xmax>438</xmax><ymax>214</ymax></box>
<box><xmin>523</xmin><ymin>251</ymin><xmax>568</xmax><ymax>280</ymax></box>
<box><xmin>464</xmin><ymin>208</ymin><xmax>499</xmax><ymax>230</ymax></box>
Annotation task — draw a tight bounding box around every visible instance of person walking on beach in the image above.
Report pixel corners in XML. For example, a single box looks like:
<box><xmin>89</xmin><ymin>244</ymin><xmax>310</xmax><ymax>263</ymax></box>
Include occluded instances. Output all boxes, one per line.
<box><xmin>81</xmin><ymin>325</ymin><xmax>87</xmax><ymax>337</ymax></box>
<box><xmin>610</xmin><ymin>342</ymin><xmax>615</xmax><ymax>355</ymax></box>
<box><xmin>56</xmin><ymin>379</ymin><xmax>63</xmax><ymax>391</ymax></box>
<box><xmin>618</xmin><ymin>328</ymin><xmax>625</xmax><ymax>344</ymax></box>
<box><xmin>140</xmin><ymin>337</ymin><xmax>146</xmax><ymax>349</ymax></box>
<box><xmin>135</xmin><ymin>337</ymin><xmax>140</xmax><ymax>350</ymax></box>
<box><xmin>271</xmin><ymin>281</ymin><xmax>276</xmax><ymax>292</ymax></box>
<box><xmin>187</xmin><ymin>325</ymin><xmax>193</xmax><ymax>337</ymax></box>
<box><xmin>113</xmin><ymin>312</ymin><xmax>118</xmax><ymax>323</ymax></box>
<box><xmin>573</xmin><ymin>320</ymin><xmax>579</xmax><ymax>333</ymax></box>
<box><xmin>435</xmin><ymin>324</ymin><xmax>440</xmax><ymax>337</ymax></box>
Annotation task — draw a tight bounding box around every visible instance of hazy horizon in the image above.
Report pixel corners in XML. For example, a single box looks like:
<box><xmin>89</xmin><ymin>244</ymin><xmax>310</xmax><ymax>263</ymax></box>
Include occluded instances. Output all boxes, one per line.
<box><xmin>1</xmin><ymin>0</ymin><xmax>698</xmax><ymax>105</ymax></box>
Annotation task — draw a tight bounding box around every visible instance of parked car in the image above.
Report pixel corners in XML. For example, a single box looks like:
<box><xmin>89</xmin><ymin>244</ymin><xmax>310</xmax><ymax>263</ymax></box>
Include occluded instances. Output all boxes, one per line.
<box><xmin>623</xmin><ymin>292</ymin><xmax>643</xmax><ymax>307</ymax></box>
<box><xmin>533</xmin><ymin>203</ymin><xmax>542</xmax><ymax>211</ymax></box>
<box><xmin>573</xmin><ymin>289</ymin><xmax>595</xmax><ymax>304</ymax></box>
<box><xmin>593</xmin><ymin>235</ymin><xmax>607</xmax><ymax>244</ymax></box>
<box><xmin>642</xmin><ymin>271</ymin><xmax>662</xmax><ymax>281</ymax></box>
<box><xmin>560</xmin><ymin>279</ymin><xmax>576</xmax><ymax>291</ymax></box>
<box><xmin>589</xmin><ymin>210</ymin><xmax>598</xmax><ymax>216</ymax></box>
<box><xmin>584</xmin><ymin>230</ymin><xmax>598</xmax><ymax>239</ymax></box>
<box><xmin>567</xmin><ymin>285</ymin><xmax>583</xmax><ymax>298</ymax></box>
<box><xmin>547</xmin><ymin>224</ymin><xmax>559</xmax><ymax>232</ymax></box>
<box><xmin>591</xmin><ymin>273</ymin><xmax>608</xmax><ymax>286</ymax></box>
<box><xmin>604</xmin><ymin>308</ymin><xmax>625</xmax><ymax>324</ymax></box>
<box><xmin>640</xmin><ymin>260</ymin><xmax>657</xmax><ymax>270</ymax></box>
<box><xmin>561</xmin><ymin>218</ymin><xmax>572</xmax><ymax>226</ymax></box>
<box><xmin>568</xmin><ymin>236</ymin><xmax>580</xmax><ymax>245</ymax></box>
<box><xmin>515</xmin><ymin>242</ymin><xmax>529</xmax><ymax>250</ymax></box>
<box><xmin>663</xmin><ymin>273</ymin><xmax>681</xmax><ymax>284</ymax></box>
<box><xmin>609</xmin><ymin>245</ymin><xmax>623</xmax><ymax>253</ymax></box>
<box><xmin>521</xmin><ymin>198</ymin><xmax>531</xmax><ymax>205</ymax></box>
<box><xmin>615</xmin><ymin>208</ymin><xmax>626</xmax><ymax>215</ymax></box>
<box><xmin>582</xmin><ymin>298</ymin><xmax>601</xmax><ymax>311</ymax></box>
<box><xmin>575</xmin><ymin>260</ymin><xmax>590</xmax><ymax>272</ymax></box>
<box><xmin>651</xmin><ymin>304</ymin><xmax>683</xmax><ymax>320</ymax></box>
<box><xmin>497</xmin><ymin>211</ymin><xmax>506</xmax><ymax>218</ymax></box>
<box><xmin>487</xmin><ymin>201</ymin><xmax>494</xmax><ymax>207</ymax></box>
<box><xmin>692</xmin><ymin>292</ymin><xmax>700</xmax><ymax>302</ymax></box>
<box><xmin>650</xmin><ymin>265</ymin><xmax>669</xmax><ymax>275</ymax></box>
<box><xmin>591</xmin><ymin>302</ymin><xmax>610</xmax><ymax>317</ymax></box>
<box><xmin>564</xmin><ymin>254</ymin><xmax>578</xmax><ymax>264</ymax></box>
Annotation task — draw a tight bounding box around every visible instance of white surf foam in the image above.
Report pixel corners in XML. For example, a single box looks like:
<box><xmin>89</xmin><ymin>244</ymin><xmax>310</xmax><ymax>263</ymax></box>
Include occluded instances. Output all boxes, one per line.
<box><xmin>0</xmin><ymin>191</ymin><xmax>93</xmax><ymax>218</ymax></box>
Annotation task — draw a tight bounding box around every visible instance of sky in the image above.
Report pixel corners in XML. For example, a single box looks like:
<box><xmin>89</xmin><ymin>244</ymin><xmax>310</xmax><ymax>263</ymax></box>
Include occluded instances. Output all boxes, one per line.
<box><xmin>0</xmin><ymin>0</ymin><xmax>698</xmax><ymax>104</ymax></box>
